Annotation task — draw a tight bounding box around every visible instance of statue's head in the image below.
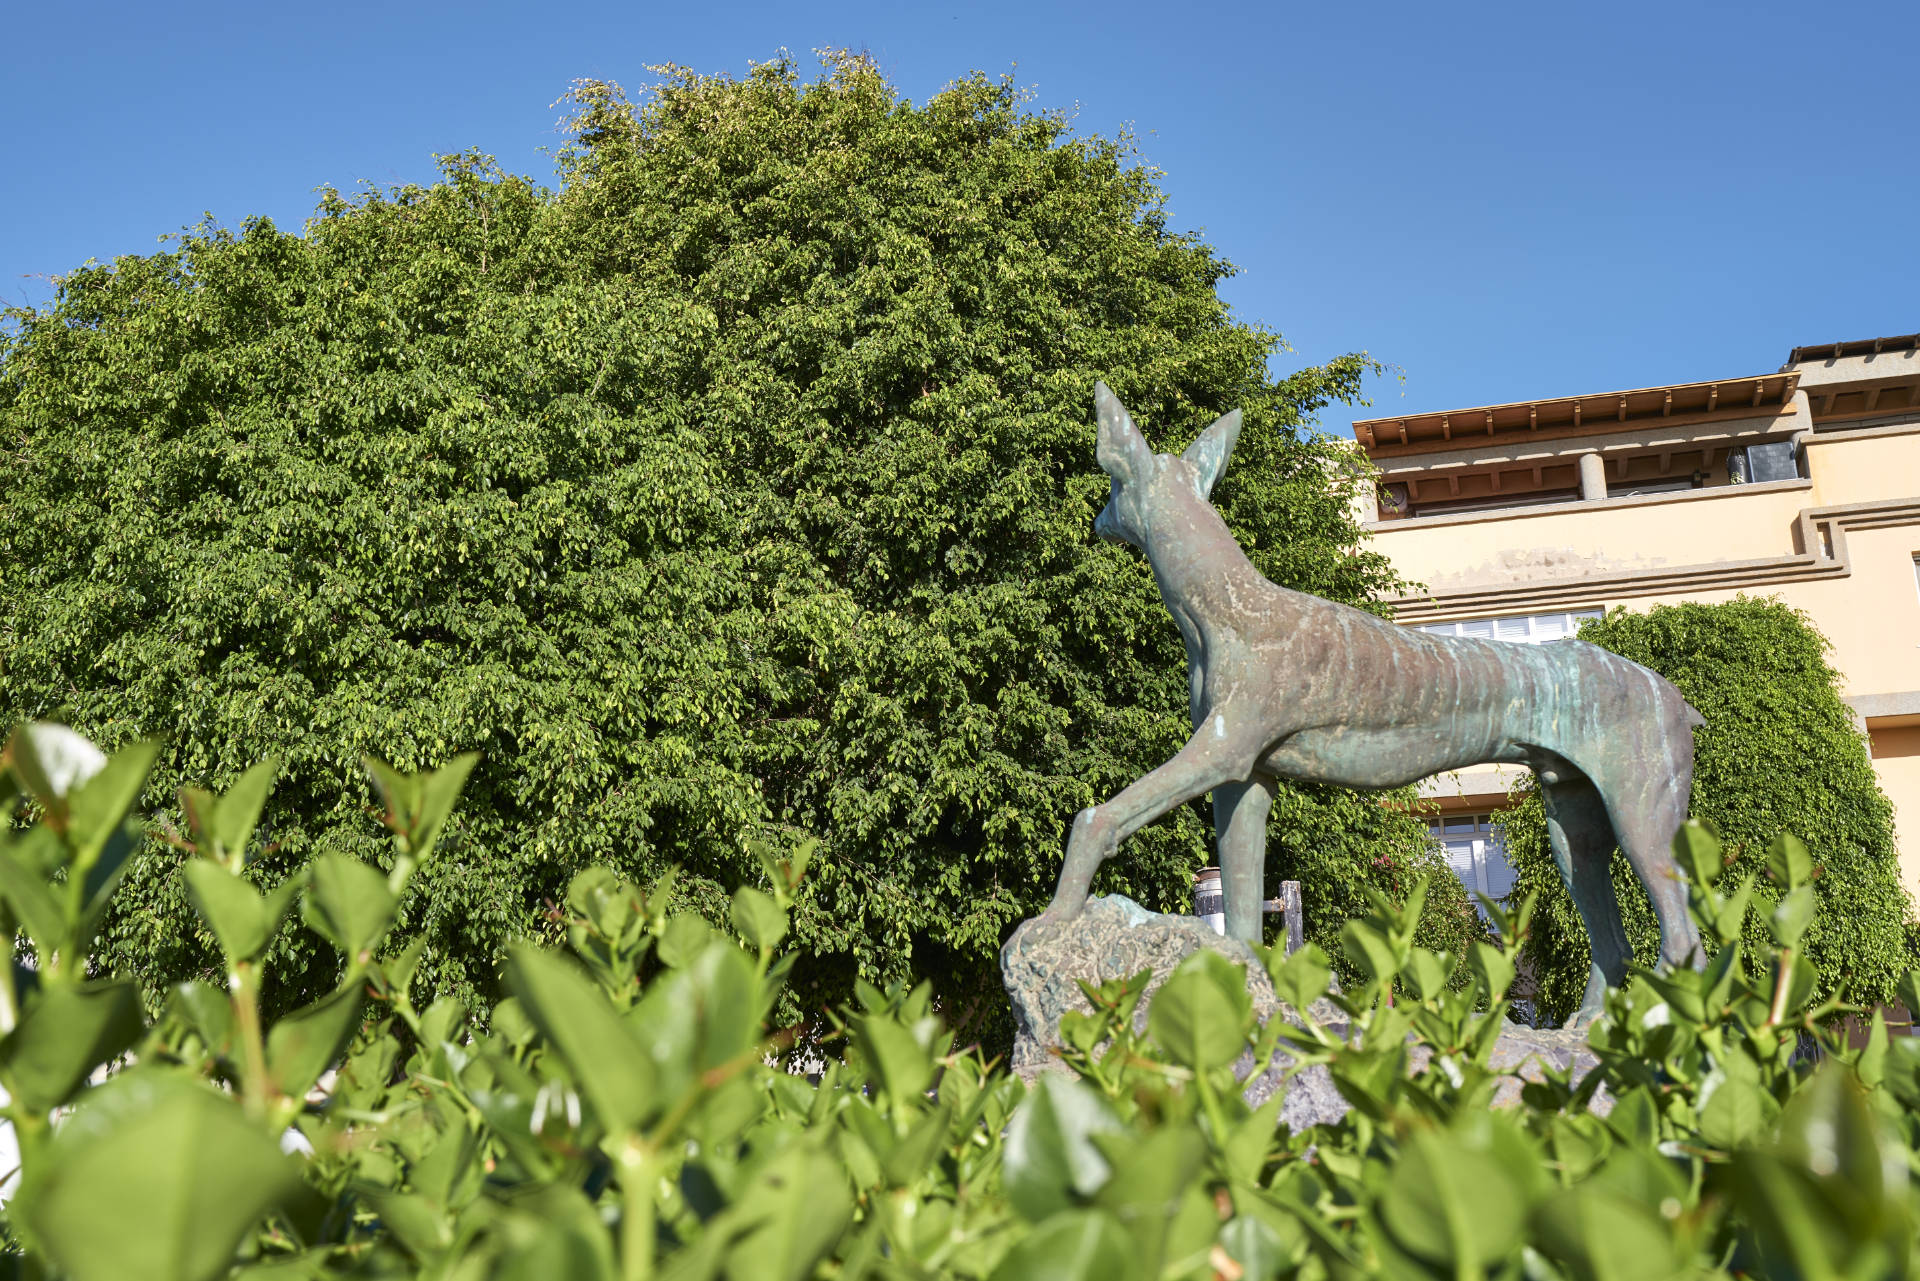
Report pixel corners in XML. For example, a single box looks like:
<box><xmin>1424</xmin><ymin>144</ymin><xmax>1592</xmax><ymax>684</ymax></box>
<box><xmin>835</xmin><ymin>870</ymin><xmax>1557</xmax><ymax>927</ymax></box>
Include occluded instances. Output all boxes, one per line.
<box><xmin>1092</xmin><ymin>381</ymin><xmax>1242</xmax><ymax>549</ymax></box>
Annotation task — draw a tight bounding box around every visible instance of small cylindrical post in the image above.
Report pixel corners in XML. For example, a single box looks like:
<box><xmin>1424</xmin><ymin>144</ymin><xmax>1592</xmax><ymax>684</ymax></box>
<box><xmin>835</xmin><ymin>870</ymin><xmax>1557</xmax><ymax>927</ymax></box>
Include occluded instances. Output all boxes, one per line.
<box><xmin>1192</xmin><ymin>866</ymin><xmax>1225</xmax><ymax>935</ymax></box>
<box><xmin>1281</xmin><ymin>881</ymin><xmax>1303</xmax><ymax>955</ymax></box>
<box><xmin>1578</xmin><ymin>451</ymin><xmax>1608</xmax><ymax>502</ymax></box>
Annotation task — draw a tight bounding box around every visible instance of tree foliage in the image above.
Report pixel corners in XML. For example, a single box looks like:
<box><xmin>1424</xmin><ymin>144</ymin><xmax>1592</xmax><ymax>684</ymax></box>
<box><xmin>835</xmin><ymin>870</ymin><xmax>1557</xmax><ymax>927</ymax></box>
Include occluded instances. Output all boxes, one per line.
<box><xmin>1504</xmin><ymin>597</ymin><xmax>1914</xmax><ymax>1024</ymax></box>
<box><xmin>0</xmin><ymin>55</ymin><xmax>1441</xmax><ymax>1037</ymax></box>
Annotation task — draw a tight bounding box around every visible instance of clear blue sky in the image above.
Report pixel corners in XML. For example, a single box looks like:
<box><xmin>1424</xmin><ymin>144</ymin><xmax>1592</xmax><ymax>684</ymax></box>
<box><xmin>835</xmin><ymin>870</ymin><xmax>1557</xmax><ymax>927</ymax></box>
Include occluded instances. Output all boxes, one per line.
<box><xmin>7</xmin><ymin>0</ymin><xmax>1915</xmax><ymax>429</ymax></box>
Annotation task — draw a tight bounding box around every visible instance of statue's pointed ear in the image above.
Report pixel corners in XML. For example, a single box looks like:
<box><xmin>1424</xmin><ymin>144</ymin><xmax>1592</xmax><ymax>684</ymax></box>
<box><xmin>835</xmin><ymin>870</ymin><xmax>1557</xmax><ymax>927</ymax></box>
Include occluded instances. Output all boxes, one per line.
<box><xmin>1182</xmin><ymin>409</ymin><xmax>1242</xmax><ymax>498</ymax></box>
<box><xmin>1094</xmin><ymin>382</ymin><xmax>1151</xmax><ymax>484</ymax></box>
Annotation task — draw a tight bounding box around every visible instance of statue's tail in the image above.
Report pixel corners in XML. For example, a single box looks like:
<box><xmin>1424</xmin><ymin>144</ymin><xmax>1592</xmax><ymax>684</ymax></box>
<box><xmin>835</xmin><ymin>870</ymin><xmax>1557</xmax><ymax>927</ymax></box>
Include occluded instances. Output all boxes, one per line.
<box><xmin>1684</xmin><ymin>702</ymin><xmax>1706</xmax><ymax>730</ymax></box>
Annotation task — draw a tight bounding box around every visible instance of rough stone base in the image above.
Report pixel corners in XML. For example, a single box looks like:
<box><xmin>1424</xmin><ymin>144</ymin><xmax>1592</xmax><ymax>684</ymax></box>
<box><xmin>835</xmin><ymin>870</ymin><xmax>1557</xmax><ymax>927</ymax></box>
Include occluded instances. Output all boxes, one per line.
<box><xmin>999</xmin><ymin>895</ymin><xmax>1605</xmax><ymax>1128</ymax></box>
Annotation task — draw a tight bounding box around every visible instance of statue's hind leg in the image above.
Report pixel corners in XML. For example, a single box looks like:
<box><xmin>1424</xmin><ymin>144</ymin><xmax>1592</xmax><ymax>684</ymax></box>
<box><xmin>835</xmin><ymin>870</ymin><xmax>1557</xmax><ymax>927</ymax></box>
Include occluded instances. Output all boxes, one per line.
<box><xmin>1535</xmin><ymin>763</ymin><xmax>1634</xmax><ymax>1027</ymax></box>
<box><xmin>1593</xmin><ymin>759</ymin><xmax>1702</xmax><ymax>973</ymax></box>
<box><xmin>1214</xmin><ymin>774</ymin><xmax>1277</xmax><ymax>942</ymax></box>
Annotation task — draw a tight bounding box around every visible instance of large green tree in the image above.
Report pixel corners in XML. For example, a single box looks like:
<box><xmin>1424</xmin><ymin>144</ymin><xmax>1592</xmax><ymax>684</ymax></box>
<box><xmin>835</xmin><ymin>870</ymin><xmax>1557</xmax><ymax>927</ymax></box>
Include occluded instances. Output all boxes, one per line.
<box><xmin>1</xmin><ymin>56</ymin><xmax>1465</xmax><ymax>1037</ymax></box>
<box><xmin>1504</xmin><ymin>597</ymin><xmax>1915</xmax><ymax>1025</ymax></box>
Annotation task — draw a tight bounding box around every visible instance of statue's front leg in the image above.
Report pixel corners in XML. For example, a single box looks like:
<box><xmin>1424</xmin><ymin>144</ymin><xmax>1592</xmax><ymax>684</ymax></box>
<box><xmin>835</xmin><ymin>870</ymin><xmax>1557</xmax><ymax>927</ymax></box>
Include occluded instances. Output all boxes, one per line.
<box><xmin>1039</xmin><ymin>807</ymin><xmax>1114</xmax><ymax>921</ymax></box>
<box><xmin>1040</xmin><ymin>720</ymin><xmax>1256</xmax><ymax>922</ymax></box>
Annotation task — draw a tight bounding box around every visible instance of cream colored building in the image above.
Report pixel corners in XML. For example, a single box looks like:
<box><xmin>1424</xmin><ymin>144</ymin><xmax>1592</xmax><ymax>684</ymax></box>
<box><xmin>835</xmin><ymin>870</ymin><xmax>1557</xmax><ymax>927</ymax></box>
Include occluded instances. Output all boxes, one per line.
<box><xmin>1350</xmin><ymin>334</ymin><xmax>1920</xmax><ymax>897</ymax></box>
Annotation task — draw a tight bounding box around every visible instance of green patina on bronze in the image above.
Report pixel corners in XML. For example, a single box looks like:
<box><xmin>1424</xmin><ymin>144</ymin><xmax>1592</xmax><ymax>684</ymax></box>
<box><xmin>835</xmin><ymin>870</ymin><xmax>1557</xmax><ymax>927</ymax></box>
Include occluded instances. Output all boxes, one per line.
<box><xmin>1041</xmin><ymin>383</ymin><xmax>1704</xmax><ymax>1024</ymax></box>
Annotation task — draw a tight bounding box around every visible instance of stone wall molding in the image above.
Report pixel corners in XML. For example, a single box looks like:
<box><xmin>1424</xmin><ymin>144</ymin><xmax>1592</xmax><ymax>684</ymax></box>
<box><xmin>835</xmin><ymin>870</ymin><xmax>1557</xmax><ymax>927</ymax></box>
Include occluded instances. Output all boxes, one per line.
<box><xmin>1389</xmin><ymin>497</ymin><xmax>1920</xmax><ymax>622</ymax></box>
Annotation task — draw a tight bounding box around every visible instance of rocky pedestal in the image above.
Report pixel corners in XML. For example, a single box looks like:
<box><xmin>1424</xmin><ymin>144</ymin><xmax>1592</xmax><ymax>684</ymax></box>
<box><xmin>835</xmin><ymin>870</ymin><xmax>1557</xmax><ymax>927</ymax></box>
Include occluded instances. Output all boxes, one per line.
<box><xmin>999</xmin><ymin>895</ymin><xmax>1604</xmax><ymax>1126</ymax></box>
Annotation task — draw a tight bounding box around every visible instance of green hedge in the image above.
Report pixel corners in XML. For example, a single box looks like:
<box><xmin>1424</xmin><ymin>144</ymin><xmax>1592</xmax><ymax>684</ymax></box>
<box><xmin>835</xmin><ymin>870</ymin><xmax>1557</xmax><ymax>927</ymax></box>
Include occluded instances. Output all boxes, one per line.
<box><xmin>0</xmin><ymin>55</ymin><xmax>1465</xmax><ymax>1041</ymax></box>
<box><xmin>2</xmin><ymin>726</ymin><xmax>1916</xmax><ymax>1280</ymax></box>
<box><xmin>1504</xmin><ymin>597</ymin><xmax>1915</xmax><ymax>1024</ymax></box>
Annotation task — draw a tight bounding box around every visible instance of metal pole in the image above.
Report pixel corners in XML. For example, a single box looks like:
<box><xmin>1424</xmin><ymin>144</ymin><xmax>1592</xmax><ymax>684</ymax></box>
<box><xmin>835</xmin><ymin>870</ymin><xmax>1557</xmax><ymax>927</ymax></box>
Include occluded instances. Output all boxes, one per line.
<box><xmin>1192</xmin><ymin>867</ymin><xmax>1225</xmax><ymax>935</ymax></box>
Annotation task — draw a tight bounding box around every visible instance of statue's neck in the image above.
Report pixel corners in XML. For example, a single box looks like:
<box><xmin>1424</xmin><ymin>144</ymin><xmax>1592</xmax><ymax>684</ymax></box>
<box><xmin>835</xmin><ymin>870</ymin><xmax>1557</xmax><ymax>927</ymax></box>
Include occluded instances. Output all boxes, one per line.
<box><xmin>1140</xmin><ymin>495</ymin><xmax>1269</xmax><ymax>652</ymax></box>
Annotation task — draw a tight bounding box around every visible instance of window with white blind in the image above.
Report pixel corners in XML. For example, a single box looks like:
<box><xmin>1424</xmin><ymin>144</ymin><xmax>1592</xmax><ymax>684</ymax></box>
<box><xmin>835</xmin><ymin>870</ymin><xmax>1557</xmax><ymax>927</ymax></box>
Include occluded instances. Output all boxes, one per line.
<box><xmin>1425</xmin><ymin>812</ymin><xmax>1515</xmax><ymax>912</ymax></box>
<box><xmin>1417</xmin><ymin>609</ymin><xmax>1602</xmax><ymax>644</ymax></box>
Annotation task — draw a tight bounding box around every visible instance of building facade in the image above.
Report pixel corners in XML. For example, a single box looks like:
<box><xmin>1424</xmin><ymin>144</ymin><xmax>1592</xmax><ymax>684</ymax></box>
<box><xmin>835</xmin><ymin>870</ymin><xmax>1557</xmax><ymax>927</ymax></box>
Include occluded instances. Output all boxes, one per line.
<box><xmin>1350</xmin><ymin>334</ymin><xmax>1920</xmax><ymax>895</ymax></box>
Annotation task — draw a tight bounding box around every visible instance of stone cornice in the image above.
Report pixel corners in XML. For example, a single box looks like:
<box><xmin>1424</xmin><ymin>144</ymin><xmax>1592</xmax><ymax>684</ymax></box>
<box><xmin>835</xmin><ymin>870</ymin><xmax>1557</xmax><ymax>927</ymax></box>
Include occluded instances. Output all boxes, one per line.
<box><xmin>1387</xmin><ymin>497</ymin><xmax>1920</xmax><ymax>623</ymax></box>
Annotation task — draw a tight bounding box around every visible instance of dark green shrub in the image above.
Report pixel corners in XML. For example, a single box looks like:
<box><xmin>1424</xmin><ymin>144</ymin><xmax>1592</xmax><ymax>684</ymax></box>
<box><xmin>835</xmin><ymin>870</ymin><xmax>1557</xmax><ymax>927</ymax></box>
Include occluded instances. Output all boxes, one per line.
<box><xmin>1504</xmin><ymin>597</ymin><xmax>1914</xmax><ymax>1024</ymax></box>
<box><xmin>0</xmin><ymin>56</ymin><xmax>1428</xmax><ymax>1037</ymax></box>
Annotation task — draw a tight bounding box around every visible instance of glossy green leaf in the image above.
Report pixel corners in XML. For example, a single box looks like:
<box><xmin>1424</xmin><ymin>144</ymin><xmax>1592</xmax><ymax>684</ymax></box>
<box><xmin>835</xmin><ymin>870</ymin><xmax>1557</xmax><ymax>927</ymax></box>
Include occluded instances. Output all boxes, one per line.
<box><xmin>380</xmin><ymin>935</ymin><xmax>429</xmax><ymax>1006</ymax></box>
<box><xmin>73</xmin><ymin>825</ymin><xmax>141</xmax><ymax>950</ymax></box>
<box><xmin>1217</xmin><ymin>1096</ymin><xmax>1284</xmax><ymax>1187</ymax></box>
<box><xmin>1469</xmin><ymin>941</ymin><xmax>1515</xmax><ymax>1002</ymax></box>
<box><xmin>505</xmin><ymin>943</ymin><xmax>654</xmax><ymax>1131</ymax></box>
<box><xmin>410</xmin><ymin>752</ymin><xmax>479</xmax><ymax>861</ymax></box>
<box><xmin>1379</xmin><ymin>1130</ymin><xmax>1525</xmax><ymax>1269</ymax></box>
<box><xmin>1773</xmin><ymin>950</ymin><xmax>1817</xmax><ymax>1017</ymax></box>
<box><xmin>1696</xmin><ymin>1061</ymin><xmax>1779</xmax><ymax>1150</ymax></box>
<box><xmin>730</xmin><ymin>885</ymin><xmax>787</xmax><ymax>951</ymax></box>
<box><xmin>986</xmin><ymin>1209</ymin><xmax>1133</xmax><ymax>1281</ymax></box>
<box><xmin>365</xmin><ymin>753</ymin><xmax>477</xmax><ymax>863</ymax></box>
<box><xmin>487</xmin><ymin>1184</ymin><xmax>617</xmax><ymax>1281</ymax></box>
<box><xmin>1766</xmin><ymin>833</ymin><xmax>1814</xmax><ymax>890</ymax></box>
<box><xmin>1670</xmin><ymin>818</ymin><xmax>1723</xmax><ymax>888</ymax></box>
<box><xmin>362</xmin><ymin>756</ymin><xmax>414</xmax><ymax>828</ymax></box>
<box><xmin>1267</xmin><ymin>942</ymin><xmax>1331</xmax><ymax>1016</ymax></box>
<box><xmin>1093</xmin><ymin>1125</ymin><xmax>1208</xmax><ymax>1272</ymax></box>
<box><xmin>1768</xmin><ymin>886</ymin><xmax>1816</xmax><ymax>949</ymax></box>
<box><xmin>1404</xmin><ymin>948</ymin><xmax>1454</xmax><ymax>1002</ymax></box>
<box><xmin>14</xmin><ymin>1071</ymin><xmax>302</xmax><ymax>1281</ymax></box>
<box><xmin>1003</xmin><ymin>1075</ymin><xmax>1124</xmax><ymax>1222</ymax></box>
<box><xmin>853</xmin><ymin>1012</ymin><xmax>936</xmax><ymax>1102</ymax></box>
<box><xmin>1896</xmin><ymin>969</ymin><xmax>1920</xmax><ymax>1023</ymax></box>
<box><xmin>1532</xmin><ymin>1187</ymin><xmax>1684</xmax><ymax>1281</ymax></box>
<box><xmin>205</xmin><ymin>757</ymin><xmax>280</xmax><ymax>865</ymax></box>
<box><xmin>301</xmin><ymin>853</ymin><xmax>396</xmax><ymax>964</ymax></box>
<box><xmin>267</xmin><ymin>982</ymin><xmax>364</xmax><ymax>1102</ymax></box>
<box><xmin>64</xmin><ymin>738</ymin><xmax>160</xmax><ymax>869</ymax></box>
<box><xmin>1146</xmin><ymin>950</ymin><xmax>1251</xmax><ymax>1071</ymax></box>
<box><xmin>0</xmin><ymin>844</ymin><xmax>68</xmax><ymax>952</ymax></box>
<box><xmin>881</xmin><ymin>1101</ymin><xmax>953</xmax><ymax>1187</ymax></box>
<box><xmin>470</xmin><ymin>978</ymin><xmax>528</xmax><ymax>1046</ymax></box>
<box><xmin>1710</xmin><ymin>874</ymin><xmax>1757</xmax><ymax>947</ymax></box>
<box><xmin>167</xmin><ymin>980</ymin><xmax>235</xmax><ymax>1055</ymax></box>
<box><xmin>0</xmin><ymin>980</ymin><xmax>143</xmax><ymax>1114</ymax></box>
<box><xmin>723</xmin><ymin>1148</ymin><xmax>853</xmax><ymax>1281</ymax></box>
<box><xmin>657</xmin><ymin>913</ymin><xmax>715</xmax><ymax>968</ymax></box>
<box><xmin>183</xmin><ymin>863</ymin><xmax>282</xmax><ymax>962</ymax></box>
<box><xmin>1218</xmin><ymin>1214</ymin><xmax>1288</xmax><ymax>1281</ymax></box>
<box><xmin>1775</xmin><ymin>1066</ymin><xmax>1903</xmax><ymax>1213</ymax></box>
<box><xmin>365</xmin><ymin>1189</ymin><xmax>454</xmax><ymax>1258</ymax></box>
<box><xmin>1340</xmin><ymin>918</ymin><xmax>1403</xmax><ymax>984</ymax></box>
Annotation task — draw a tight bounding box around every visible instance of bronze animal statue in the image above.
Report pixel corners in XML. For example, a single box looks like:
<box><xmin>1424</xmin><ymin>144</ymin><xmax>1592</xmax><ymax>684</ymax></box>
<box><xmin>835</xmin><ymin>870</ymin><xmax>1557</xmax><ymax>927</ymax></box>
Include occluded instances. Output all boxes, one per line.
<box><xmin>1041</xmin><ymin>384</ymin><xmax>1704</xmax><ymax>1025</ymax></box>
